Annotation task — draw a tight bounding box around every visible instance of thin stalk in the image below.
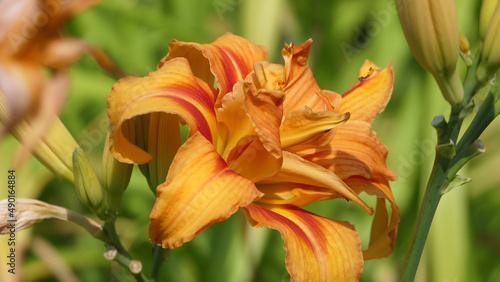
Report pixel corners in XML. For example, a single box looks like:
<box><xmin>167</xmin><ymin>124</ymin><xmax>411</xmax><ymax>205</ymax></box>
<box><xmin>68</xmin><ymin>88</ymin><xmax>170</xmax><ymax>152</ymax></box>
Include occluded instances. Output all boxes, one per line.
<box><xmin>102</xmin><ymin>220</ymin><xmax>152</xmax><ymax>282</ymax></box>
<box><xmin>455</xmin><ymin>81</ymin><xmax>500</xmax><ymax>155</ymax></box>
<box><xmin>111</xmin><ymin>250</ymin><xmax>150</xmax><ymax>282</ymax></box>
<box><xmin>446</xmin><ymin>104</ymin><xmax>463</xmax><ymax>144</ymax></box>
<box><xmin>400</xmin><ymin>146</ymin><xmax>450</xmax><ymax>281</ymax></box>
<box><xmin>400</xmin><ymin>121</ymin><xmax>460</xmax><ymax>281</ymax></box>
<box><xmin>103</xmin><ymin>220</ymin><xmax>131</xmax><ymax>258</ymax></box>
<box><xmin>400</xmin><ymin>95</ymin><xmax>496</xmax><ymax>281</ymax></box>
<box><xmin>462</xmin><ymin>51</ymin><xmax>482</xmax><ymax>105</ymax></box>
<box><xmin>400</xmin><ymin>57</ymin><xmax>483</xmax><ymax>281</ymax></box>
<box><xmin>150</xmin><ymin>245</ymin><xmax>168</xmax><ymax>281</ymax></box>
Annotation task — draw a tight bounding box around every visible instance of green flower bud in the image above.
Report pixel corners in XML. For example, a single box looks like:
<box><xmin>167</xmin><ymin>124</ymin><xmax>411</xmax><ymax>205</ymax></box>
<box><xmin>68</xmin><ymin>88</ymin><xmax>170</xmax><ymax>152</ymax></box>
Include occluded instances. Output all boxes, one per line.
<box><xmin>102</xmin><ymin>128</ymin><xmax>133</xmax><ymax>217</ymax></box>
<box><xmin>459</xmin><ymin>32</ymin><xmax>471</xmax><ymax>56</ymax></box>
<box><xmin>0</xmin><ymin>95</ymin><xmax>78</xmax><ymax>182</ymax></box>
<box><xmin>477</xmin><ymin>1</ymin><xmax>500</xmax><ymax>82</ymax></box>
<box><xmin>479</xmin><ymin>0</ymin><xmax>499</xmax><ymax>40</ymax></box>
<box><xmin>395</xmin><ymin>0</ymin><xmax>463</xmax><ymax>105</ymax></box>
<box><xmin>73</xmin><ymin>147</ymin><xmax>105</xmax><ymax>219</ymax></box>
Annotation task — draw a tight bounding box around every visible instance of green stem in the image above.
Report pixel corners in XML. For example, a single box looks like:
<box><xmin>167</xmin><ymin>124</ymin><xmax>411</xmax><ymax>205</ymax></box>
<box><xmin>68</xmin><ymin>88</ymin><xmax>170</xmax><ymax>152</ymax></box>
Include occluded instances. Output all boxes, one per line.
<box><xmin>103</xmin><ymin>220</ymin><xmax>131</xmax><ymax>258</ymax></box>
<box><xmin>401</xmin><ymin>121</ymin><xmax>460</xmax><ymax>281</ymax></box>
<box><xmin>455</xmin><ymin>83</ymin><xmax>500</xmax><ymax>155</ymax></box>
<box><xmin>400</xmin><ymin>63</ymin><xmax>500</xmax><ymax>282</ymax></box>
<box><xmin>446</xmin><ymin>105</ymin><xmax>463</xmax><ymax>144</ymax></box>
<box><xmin>111</xmin><ymin>251</ymin><xmax>146</xmax><ymax>281</ymax></box>
<box><xmin>400</xmin><ymin>56</ymin><xmax>485</xmax><ymax>281</ymax></box>
<box><xmin>462</xmin><ymin>52</ymin><xmax>482</xmax><ymax>105</ymax></box>
<box><xmin>102</xmin><ymin>220</ymin><xmax>152</xmax><ymax>282</ymax></box>
<box><xmin>150</xmin><ymin>245</ymin><xmax>168</xmax><ymax>281</ymax></box>
<box><xmin>400</xmin><ymin>147</ymin><xmax>450</xmax><ymax>281</ymax></box>
<box><xmin>447</xmin><ymin>140</ymin><xmax>485</xmax><ymax>186</ymax></box>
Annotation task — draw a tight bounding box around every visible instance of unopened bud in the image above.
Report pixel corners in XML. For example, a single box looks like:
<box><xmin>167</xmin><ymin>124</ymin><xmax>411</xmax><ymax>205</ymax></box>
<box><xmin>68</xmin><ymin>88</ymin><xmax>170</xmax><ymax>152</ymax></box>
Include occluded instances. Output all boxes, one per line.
<box><xmin>459</xmin><ymin>32</ymin><xmax>473</xmax><ymax>67</ymax></box>
<box><xmin>0</xmin><ymin>95</ymin><xmax>78</xmax><ymax>182</ymax></box>
<box><xmin>459</xmin><ymin>32</ymin><xmax>470</xmax><ymax>56</ymax></box>
<box><xmin>73</xmin><ymin>147</ymin><xmax>105</xmax><ymax>219</ymax></box>
<box><xmin>102</xmin><ymin>129</ymin><xmax>133</xmax><ymax>216</ymax></box>
<box><xmin>477</xmin><ymin>1</ymin><xmax>500</xmax><ymax>82</ymax></box>
<box><xmin>395</xmin><ymin>0</ymin><xmax>463</xmax><ymax>105</ymax></box>
<box><xmin>479</xmin><ymin>0</ymin><xmax>499</xmax><ymax>40</ymax></box>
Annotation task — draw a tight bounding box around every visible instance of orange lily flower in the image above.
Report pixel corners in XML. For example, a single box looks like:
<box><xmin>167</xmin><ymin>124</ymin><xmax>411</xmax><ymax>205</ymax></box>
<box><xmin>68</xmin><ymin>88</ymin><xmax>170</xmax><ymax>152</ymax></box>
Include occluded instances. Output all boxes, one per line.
<box><xmin>107</xmin><ymin>33</ymin><xmax>398</xmax><ymax>281</ymax></box>
<box><xmin>0</xmin><ymin>0</ymin><xmax>119</xmax><ymax>158</ymax></box>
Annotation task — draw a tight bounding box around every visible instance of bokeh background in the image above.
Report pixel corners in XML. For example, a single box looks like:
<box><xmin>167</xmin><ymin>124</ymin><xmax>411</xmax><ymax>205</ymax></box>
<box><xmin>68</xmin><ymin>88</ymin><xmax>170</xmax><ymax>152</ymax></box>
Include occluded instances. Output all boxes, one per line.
<box><xmin>1</xmin><ymin>0</ymin><xmax>500</xmax><ymax>281</ymax></box>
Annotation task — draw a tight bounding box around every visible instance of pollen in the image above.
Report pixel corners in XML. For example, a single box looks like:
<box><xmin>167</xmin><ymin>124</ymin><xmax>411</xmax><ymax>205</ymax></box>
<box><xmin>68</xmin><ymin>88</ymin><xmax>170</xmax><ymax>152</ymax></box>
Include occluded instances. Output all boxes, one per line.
<box><xmin>358</xmin><ymin>67</ymin><xmax>374</xmax><ymax>81</ymax></box>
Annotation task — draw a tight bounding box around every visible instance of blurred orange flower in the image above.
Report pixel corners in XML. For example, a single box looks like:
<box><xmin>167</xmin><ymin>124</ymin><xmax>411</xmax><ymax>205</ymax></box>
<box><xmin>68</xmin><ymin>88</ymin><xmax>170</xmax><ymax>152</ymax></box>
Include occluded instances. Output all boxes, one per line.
<box><xmin>107</xmin><ymin>33</ymin><xmax>398</xmax><ymax>281</ymax></box>
<box><xmin>0</xmin><ymin>0</ymin><xmax>120</xmax><ymax>158</ymax></box>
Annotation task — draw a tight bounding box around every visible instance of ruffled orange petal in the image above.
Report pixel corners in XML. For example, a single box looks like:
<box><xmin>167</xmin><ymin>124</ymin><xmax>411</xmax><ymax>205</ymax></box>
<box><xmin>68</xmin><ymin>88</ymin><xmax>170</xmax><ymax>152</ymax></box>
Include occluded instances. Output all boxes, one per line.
<box><xmin>226</xmin><ymin>135</ymin><xmax>282</xmax><ymax>183</ymax></box>
<box><xmin>107</xmin><ymin>57</ymin><xmax>217</xmax><ymax>164</ymax></box>
<box><xmin>280</xmin><ymin>106</ymin><xmax>349</xmax><ymax>148</ymax></box>
<box><xmin>149</xmin><ymin>132</ymin><xmax>262</xmax><ymax>248</ymax></box>
<box><xmin>261</xmin><ymin>151</ymin><xmax>373</xmax><ymax>214</ymax></box>
<box><xmin>292</xmin><ymin>120</ymin><xmax>397</xmax><ymax>181</ymax></box>
<box><xmin>281</xmin><ymin>40</ymin><xmax>327</xmax><ymax>116</ymax></box>
<box><xmin>215</xmin><ymin>80</ymin><xmax>255</xmax><ymax>156</ymax></box>
<box><xmin>249</xmin><ymin>61</ymin><xmax>285</xmax><ymax>91</ymax></box>
<box><xmin>279</xmin><ymin>90</ymin><xmax>344</xmax><ymax>149</ymax></box>
<box><xmin>317</xmin><ymin>90</ymin><xmax>343</xmax><ymax>111</ymax></box>
<box><xmin>256</xmin><ymin>183</ymin><xmax>333</xmax><ymax>206</ymax></box>
<box><xmin>220</xmin><ymin>64</ymin><xmax>285</xmax><ymax>181</ymax></box>
<box><xmin>343</xmin><ymin>177</ymin><xmax>399</xmax><ymax>260</ymax></box>
<box><xmin>216</xmin><ymin>61</ymin><xmax>285</xmax><ymax>160</ymax></box>
<box><xmin>244</xmin><ymin>68</ymin><xmax>284</xmax><ymax>159</ymax></box>
<box><xmin>340</xmin><ymin>61</ymin><xmax>394</xmax><ymax>123</ymax></box>
<box><xmin>282</xmin><ymin>40</ymin><xmax>311</xmax><ymax>84</ymax></box>
<box><xmin>244</xmin><ymin>204</ymin><xmax>363</xmax><ymax>282</ymax></box>
<box><xmin>161</xmin><ymin>33</ymin><xmax>267</xmax><ymax>98</ymax></box>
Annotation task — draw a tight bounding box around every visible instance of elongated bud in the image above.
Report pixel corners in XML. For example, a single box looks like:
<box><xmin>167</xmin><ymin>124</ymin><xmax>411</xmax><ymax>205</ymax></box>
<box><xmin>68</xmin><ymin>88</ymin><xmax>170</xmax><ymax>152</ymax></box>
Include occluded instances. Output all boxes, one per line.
<box><xmin>102</xmin><ymin>127</ymin><xmax>133</xmax><ymax>217</ymax></box>
<box><xmin>73</xmin><ymin>147</ymin><xmax>105</xmax><ymax>219</ymax></box>
<box><xmin>477</xmin><ymin>1</ymin><xmax>500</xmax><ymax>82</ymax></box>
<box><xmin>459</xmin><ymin>32</ymin><xmax>473</xmax><ymax>67</ymax></box>
<box><xmin>479</xmin><ymin>0</ymin><xmax>499</xmax><ymax>40</ymax></box>
<box><xmin>459</xmin><ymin>33</ymin><xmax>470</xmax><ymax>56</ymax></box>
<box><xmin>135</xmin><ymin>113</ymin><xmax>181</xmax><ymax>194</ymax></box>
<box><xmin>395</xmin><ymin>0</ymin><xmax>463</xmax><ymax>105</ymax></box>
<box><xmin>0</xmin><ymin>94</ymin><xmax>79</xmax><ymax>182</ymax></box>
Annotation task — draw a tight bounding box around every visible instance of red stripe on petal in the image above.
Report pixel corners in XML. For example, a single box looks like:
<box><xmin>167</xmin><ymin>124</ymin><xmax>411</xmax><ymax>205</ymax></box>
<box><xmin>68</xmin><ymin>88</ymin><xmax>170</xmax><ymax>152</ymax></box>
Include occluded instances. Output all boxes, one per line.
<box><xmin>342</xmin><ymin>79</ymin><xmax>368</xmax><ymax>97</ymax></box>
<box><xmin>165</xmin><ymin>95</ymin><xmax>214</xmax><ymax>142</ymax></box>
<box><xmin>213</xmin><ymin>45</ymin><xmax>248</xmax><ymax>94</ymax></box>
<box><xmin>162</xmin><ymin>33</ymin><xmax>267</xmax><ymax>99</ymax></box>
<box><xmin>244</xmin><ymin>204</ymin><xmax>363</xmax><ymax>282</ymax></box>
<box><xmin>107</xmin><ymin>58</ymin><xmax>218</xmax><ymax>164</ymax></box>
<box><xmin>149</xmin><ymin>133</ymin><xmax>262</xmax><ymax>248</ymax></box>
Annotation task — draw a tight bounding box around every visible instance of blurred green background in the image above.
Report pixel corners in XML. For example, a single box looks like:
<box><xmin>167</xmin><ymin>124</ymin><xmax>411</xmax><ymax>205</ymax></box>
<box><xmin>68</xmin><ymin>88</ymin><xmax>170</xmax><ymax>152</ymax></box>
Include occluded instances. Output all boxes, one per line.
<box><xmin>1</xmin><ymin>0</ymin><xmax>500</xmax><ymax>281</ymax></box>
